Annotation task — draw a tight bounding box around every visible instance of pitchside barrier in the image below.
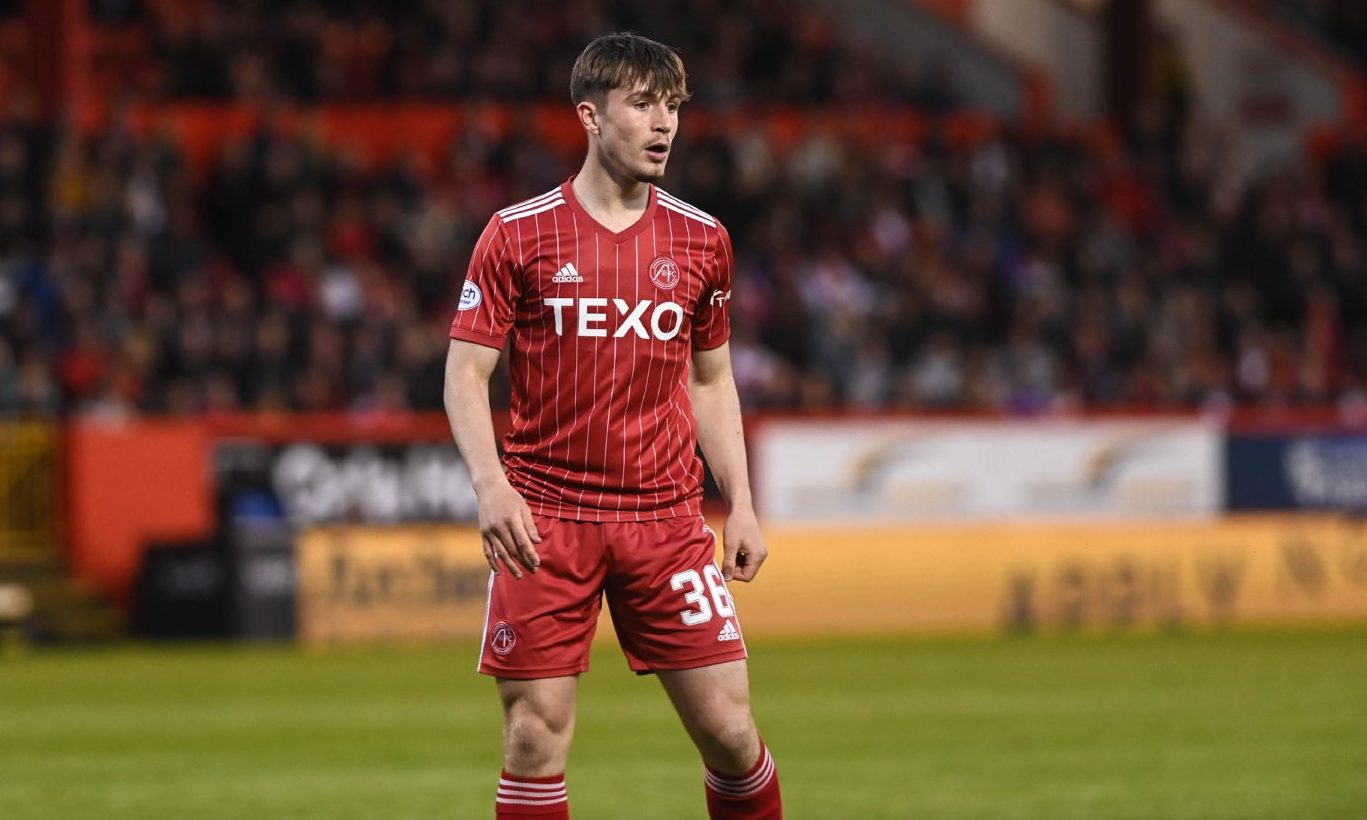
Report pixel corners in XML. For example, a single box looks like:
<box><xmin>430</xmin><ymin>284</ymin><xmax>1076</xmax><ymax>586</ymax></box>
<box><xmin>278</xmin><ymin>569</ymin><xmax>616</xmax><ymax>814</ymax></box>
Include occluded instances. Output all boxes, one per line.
<box><xmin>293</xmin><ymin>515</ymin><xmax>1367</xmax><ymax>647</ymax></box>
<box><xmin>57</xmin><ymin>413</ymin><xmax>1367</xmax><ymax>642</ymax></box>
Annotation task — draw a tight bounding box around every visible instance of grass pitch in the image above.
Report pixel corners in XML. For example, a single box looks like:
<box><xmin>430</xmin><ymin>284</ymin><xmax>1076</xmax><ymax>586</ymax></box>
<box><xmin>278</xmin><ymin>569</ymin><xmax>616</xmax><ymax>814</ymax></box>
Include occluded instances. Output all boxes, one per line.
<box><xmin>2</xmin><ymin>631</ymin><xmax>1366</xmax><ymax>819</ymax></box>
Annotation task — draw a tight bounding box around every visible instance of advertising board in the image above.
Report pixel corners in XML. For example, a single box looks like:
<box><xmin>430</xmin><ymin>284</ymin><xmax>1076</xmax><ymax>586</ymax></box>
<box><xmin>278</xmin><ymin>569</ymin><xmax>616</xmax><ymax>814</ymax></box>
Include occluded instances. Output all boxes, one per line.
<box><xmin>296</xmin><ymin>526</ymin><xmax>491</xmax><ymax>646</ymax></box>
<box><xmin>296</xmin><ymin>516</ymin><xmax>1367</xmax><ymax>646</ymax></box>
<box><xmin>217</xmin><ymin>441</ymin><xmax>480</xmax><ymax>527</ymax></box>
<box><xmin>1226</xmin><ymin>433</ymin><xmax>1367</xmax><ymax>512</ymax></box>
<box><xmin>734</xmin><ymin>515</ymin><xmax>1367</xmax><ymax>637</ymax></box>
<box><xmin>755</xmin><ymin>418</ymin><xmax>1222</xmax><ymax>525</ymax></box>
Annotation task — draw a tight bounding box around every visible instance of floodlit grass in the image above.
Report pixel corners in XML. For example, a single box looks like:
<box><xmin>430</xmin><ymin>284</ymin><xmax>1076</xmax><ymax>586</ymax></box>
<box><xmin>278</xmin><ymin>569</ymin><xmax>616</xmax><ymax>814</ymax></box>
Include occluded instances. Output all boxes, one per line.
<box><xmin>2</xmin><ymin>630</ymin><xmax>1366</xmax><ymax>819</ymax></box>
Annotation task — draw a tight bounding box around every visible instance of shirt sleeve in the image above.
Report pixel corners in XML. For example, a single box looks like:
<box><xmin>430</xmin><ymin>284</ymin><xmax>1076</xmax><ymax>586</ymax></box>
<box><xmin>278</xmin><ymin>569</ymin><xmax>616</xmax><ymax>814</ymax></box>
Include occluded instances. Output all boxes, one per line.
<box><xmin>691</xmin><ymin>223</ymin><xmax>733</xmax><ymax>351</ymax></box>
<box><xmin>449</xmin><ymin>215</ymin><xmax>521</xmax><ymax>350</ymax></box>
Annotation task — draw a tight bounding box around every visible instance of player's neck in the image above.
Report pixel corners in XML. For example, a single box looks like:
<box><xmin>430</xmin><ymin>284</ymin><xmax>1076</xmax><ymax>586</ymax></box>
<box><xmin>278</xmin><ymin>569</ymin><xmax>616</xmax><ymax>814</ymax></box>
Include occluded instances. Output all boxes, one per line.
<box><xmin>571</xmin><ymin>158</ymin><xmax>651</xmax><ymax>230</ymax></box>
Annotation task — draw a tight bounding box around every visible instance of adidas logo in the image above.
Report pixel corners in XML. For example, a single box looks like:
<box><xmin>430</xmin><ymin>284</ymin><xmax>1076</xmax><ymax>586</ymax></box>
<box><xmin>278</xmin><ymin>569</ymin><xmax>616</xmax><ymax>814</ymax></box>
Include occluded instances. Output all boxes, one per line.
<box><xmin>717</xmin><ymin>620</ymin><xmax>741</xmax><ymax>642</ymax></box>
<box><xmin>552</xmin><ymin>262</ymin><xmax>584</xmax><ymax>284</ymax></box>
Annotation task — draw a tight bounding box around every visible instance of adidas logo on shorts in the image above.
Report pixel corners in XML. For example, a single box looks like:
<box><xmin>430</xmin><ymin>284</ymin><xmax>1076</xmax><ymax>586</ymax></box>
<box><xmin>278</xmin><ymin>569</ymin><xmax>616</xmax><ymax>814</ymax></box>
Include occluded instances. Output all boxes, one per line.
<box><xmin>552</xmin><ymin>262</ymin><xmax>584</xmax><ymax>284</ymax></box>
<box><xmin>717</xmin><ymin>619</ymin><xmax>741</xmax><ymax>642</ymax></box>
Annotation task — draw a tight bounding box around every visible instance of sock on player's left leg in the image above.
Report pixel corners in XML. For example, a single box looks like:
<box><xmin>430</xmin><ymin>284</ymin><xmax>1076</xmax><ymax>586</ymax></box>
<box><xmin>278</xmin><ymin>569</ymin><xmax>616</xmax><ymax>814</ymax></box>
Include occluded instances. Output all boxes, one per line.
<box><xmin>704</xmin><ymin>742</ymin><xmax>782</xmax><ymax>820</ymax></box>
<box><xmin>495</xmin><ymin>770</ymin><xmax>569</xmax><ymax>819</ymax></box>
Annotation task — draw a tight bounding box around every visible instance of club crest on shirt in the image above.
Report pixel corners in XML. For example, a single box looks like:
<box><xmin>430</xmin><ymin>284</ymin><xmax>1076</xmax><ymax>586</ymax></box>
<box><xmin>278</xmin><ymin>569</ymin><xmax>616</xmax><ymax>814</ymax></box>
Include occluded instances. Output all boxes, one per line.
<box><xmin>649</xmin><ymin>256</ymin><xmax>680</xmax><ymax>291</ymax></box>
<box><xmin>458</xmin><ymin>280</ymin><xmax>483</xmax><ymax>311</ymax></box>
<box><xmin>491</xmin><ymin>621</ymin><xmax>516</xmax><ymax>655</ymax></box>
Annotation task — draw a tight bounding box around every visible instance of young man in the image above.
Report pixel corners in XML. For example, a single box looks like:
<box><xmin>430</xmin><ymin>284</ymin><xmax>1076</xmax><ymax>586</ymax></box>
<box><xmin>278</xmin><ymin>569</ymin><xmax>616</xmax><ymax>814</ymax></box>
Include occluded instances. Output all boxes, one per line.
<box><xmin>445</xmin><ymin>32</ymin><xmax>782</xmax><ymax>820</ymax></box>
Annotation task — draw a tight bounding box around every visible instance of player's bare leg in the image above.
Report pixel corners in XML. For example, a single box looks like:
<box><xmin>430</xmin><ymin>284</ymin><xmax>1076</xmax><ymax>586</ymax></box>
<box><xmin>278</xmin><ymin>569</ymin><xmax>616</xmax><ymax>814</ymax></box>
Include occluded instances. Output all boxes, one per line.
<box><xmin>659</xmin><ymin>660</ymin><xmax>782</xmax><ymax>819</ymax></box>
<box><xmin>659</xmin><ymin>660</ymin><xmax>760</xmax><ymax>769</ymax></box>
<box><xmin>494</xmin><ymin>676</ymin><xmax>578</xmax><ymax>818</ymax></box>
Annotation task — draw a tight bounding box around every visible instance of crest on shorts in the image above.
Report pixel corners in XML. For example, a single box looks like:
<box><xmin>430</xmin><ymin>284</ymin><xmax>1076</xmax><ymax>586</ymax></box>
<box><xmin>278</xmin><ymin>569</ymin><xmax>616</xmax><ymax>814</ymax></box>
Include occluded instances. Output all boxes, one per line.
<box><xmin>649</xmin><ymin>256</ymin><xmax>680</xmax><ymax>291</ymax></box>
<box><xmin>491</xmin><ymin>621</ymin><xmax>516</xmax><ymax>655</ymax></box>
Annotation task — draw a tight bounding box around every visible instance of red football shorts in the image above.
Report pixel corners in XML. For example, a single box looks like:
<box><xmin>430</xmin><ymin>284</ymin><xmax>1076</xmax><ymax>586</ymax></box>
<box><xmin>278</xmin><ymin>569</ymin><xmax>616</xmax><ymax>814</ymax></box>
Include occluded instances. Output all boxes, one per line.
<box><xmin>477</xmin><ymin>515</ymin><xmax>748</xmax><ymax>678</ymax></box>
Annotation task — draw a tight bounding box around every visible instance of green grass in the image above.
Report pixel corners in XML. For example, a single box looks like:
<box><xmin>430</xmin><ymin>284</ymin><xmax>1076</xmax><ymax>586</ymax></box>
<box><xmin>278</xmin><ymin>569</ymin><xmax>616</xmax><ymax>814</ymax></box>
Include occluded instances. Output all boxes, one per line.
<box><xmin>2</xmin><ymin>631</ymin><xmax>1366</xmax><ymax>819</ymax></box>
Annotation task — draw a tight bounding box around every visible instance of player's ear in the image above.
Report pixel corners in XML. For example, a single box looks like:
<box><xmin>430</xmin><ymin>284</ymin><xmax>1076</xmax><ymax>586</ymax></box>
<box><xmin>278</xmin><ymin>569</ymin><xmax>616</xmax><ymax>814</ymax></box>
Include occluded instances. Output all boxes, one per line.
<box><xmin>576</xmin><ymin>99</ymin><xmax>601</xmax><ymax>137</ymax></box>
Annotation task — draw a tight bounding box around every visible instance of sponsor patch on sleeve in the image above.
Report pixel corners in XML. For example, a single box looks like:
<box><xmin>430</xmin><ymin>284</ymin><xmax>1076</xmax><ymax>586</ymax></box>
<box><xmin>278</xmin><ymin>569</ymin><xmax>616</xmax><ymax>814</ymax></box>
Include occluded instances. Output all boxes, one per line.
<box><xmin>458</xmin><ymin>281</ymin><xmax>483</xmax><ymax>311</ymax></box>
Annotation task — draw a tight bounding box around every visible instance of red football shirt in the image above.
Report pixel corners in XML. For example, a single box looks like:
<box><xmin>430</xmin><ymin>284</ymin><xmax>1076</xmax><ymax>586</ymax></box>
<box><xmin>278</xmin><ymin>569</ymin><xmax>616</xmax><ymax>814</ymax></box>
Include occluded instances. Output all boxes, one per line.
<box><xmin>449</xmin><ymin>178</ymin><xmax>733</xmax><ymax>521</ymax></box>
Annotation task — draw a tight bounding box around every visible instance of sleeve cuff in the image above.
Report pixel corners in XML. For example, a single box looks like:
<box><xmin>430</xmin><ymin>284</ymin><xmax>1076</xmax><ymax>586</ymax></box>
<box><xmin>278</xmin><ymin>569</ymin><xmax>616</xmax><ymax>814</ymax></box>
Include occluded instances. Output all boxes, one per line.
<box><xmin>449</xmin><ymin>327</ymin><xmax>506</xmax><ymax>351</ymax></box>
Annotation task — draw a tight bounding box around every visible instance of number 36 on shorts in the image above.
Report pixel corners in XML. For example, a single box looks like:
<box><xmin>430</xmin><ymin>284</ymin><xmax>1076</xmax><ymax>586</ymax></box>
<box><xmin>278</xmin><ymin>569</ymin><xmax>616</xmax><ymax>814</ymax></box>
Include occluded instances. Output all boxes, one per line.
<box><xmin>670</xmin><ymin>565</ymin><xmax>735</xmax><ymax>626</ymax></box>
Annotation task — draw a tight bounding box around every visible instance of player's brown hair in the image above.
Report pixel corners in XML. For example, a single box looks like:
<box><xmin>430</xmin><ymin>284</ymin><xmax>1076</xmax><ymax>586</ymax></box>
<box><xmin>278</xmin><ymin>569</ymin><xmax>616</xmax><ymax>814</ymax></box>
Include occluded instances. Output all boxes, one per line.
<box><xmin>569</xmin><ymin>32</ymin><xmax>691</xmax><ymax>107</ymax></box>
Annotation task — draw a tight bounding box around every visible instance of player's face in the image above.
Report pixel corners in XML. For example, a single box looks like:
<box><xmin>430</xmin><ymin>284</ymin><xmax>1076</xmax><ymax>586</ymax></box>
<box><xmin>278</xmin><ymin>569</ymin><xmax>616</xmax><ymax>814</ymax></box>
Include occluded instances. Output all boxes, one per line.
<box><xmin>594</xmin><ymin>85</ymin><xmax>681</xmax><ymax>183</ymax></box>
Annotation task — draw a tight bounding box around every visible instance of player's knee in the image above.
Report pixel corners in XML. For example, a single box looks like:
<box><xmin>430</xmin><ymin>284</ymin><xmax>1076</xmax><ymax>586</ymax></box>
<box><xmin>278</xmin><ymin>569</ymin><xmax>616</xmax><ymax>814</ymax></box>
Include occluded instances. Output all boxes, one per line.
<box><xmin>694</xmin><ymin>711</ymin><xmax>760</xmax><ymax>771</ymax></box>
<box><xmin>504</xmin><ymin>706</ymin><xmax>572</xmax><ymax>771</ymax></box>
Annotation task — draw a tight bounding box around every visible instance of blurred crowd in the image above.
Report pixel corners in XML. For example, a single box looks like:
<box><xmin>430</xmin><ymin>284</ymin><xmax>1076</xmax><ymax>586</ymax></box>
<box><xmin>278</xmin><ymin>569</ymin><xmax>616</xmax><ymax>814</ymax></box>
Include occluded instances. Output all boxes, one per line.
<box><xmin>4</xmin><ymin>90</ymin><xmax>1367</xmax><ymax>419</ymax></box>
<box><xmin>82</xmin><ymin>0</ymin><xmax>948</xmax><ymax>108</ymax></box>
<box><xmin>2</xmin><ymin>0</ymin><xmax>1367</xmax><ymax>419</ymax></box>
<box><xmin>1264</xmin><ymin>0</ymin><xmax>1367</xmax><ymax>69</ymax></box>
<box><xmin>723</xmin><ymin>118</ymin><xmax>1367</xmax><ymax>414</ymax></box>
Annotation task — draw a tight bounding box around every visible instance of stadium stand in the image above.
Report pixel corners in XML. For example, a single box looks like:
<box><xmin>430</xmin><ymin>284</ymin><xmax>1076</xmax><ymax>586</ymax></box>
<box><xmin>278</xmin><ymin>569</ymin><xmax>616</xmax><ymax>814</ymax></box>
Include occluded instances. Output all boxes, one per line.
<box><xmin>1264</xmin><ymin>0</ymin><xmax>1367</xmax><ymax>69</ymax></box>
<box><xmin>79</xmin><ymin>0</ymin><xmax>945</xmax><ymax>106</ymax></box>
<box><xmin>1</xmin><ymin>0</ymin><xmax>1366</xmax><ymax>419</ymax></box>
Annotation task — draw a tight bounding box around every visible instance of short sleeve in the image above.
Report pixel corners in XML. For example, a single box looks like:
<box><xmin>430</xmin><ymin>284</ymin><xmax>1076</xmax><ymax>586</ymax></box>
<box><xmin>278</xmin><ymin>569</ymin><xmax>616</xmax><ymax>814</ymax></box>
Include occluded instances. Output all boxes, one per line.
<box><xmin>450</xmin><ymin>215</ymin><xmax>521</xmax><ymax>350</ymax></box>
<box><xmin>691</xmin><ymin>224</ymin><xmax>733</xmax><ymax>351</ymax></box>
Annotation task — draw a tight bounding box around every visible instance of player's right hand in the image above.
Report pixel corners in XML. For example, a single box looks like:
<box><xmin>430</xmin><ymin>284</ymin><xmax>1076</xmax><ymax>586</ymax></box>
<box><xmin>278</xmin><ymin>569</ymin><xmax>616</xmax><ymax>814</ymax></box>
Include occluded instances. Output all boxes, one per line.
<box><xmin>477</xmin><ymin>480</ymin><xmax>543</xmax><ymax>579</ymax></box>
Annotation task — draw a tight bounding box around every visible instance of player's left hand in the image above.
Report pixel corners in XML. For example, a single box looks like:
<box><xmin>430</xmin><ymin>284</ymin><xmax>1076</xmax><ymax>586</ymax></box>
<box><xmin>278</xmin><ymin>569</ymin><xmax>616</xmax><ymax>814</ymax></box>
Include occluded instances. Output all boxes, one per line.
<box><xmin>721</xmin><ymin>505</ymin><xmax>767</xmax><ymax>583</ymax></box>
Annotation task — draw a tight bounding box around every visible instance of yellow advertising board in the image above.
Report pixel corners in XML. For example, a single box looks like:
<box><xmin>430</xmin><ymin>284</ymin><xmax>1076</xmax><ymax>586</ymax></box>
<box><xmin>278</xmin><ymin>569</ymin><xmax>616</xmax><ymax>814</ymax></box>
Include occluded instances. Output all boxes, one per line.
<box><xmin>296</xmin><ymin>516</ymin><xmax>1367</xmax><ymax>646</ymax></box>
<box><xmin>296</xmin><ymin>526</ymin><xmax>492</xmax><ymax>647</ymax></box>
<box><xmin>734</xmin><ymin>515</ymin><xmax>1367</xmax><ymax>636</ymax></box>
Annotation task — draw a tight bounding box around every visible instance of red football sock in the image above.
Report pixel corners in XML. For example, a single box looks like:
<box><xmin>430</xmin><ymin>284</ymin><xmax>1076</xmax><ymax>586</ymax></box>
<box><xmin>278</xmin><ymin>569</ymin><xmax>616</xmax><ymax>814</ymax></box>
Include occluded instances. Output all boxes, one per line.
<box><xmin>704</xmin><ymin>743</ymin><xmax>782</xmax><ymax>819</ymax></box>
<box><xmin>495</xmin><ymin>770</ymin><xmax>569</xmax><ymax>819</ymax></box>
